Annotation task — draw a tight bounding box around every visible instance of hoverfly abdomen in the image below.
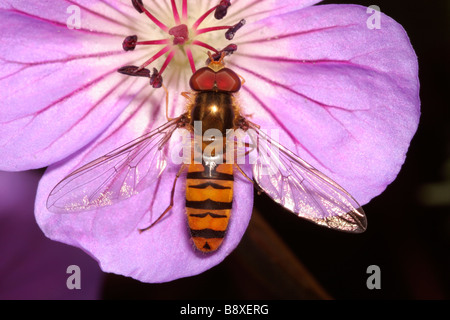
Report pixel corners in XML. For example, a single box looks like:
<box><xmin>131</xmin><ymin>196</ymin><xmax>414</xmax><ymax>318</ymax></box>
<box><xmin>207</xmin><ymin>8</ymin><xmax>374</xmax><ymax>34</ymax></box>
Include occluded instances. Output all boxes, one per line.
<box><xmin>186</xmin><ymin>163</ymin><xmax>234</xmax><ymax>252</ymax></box>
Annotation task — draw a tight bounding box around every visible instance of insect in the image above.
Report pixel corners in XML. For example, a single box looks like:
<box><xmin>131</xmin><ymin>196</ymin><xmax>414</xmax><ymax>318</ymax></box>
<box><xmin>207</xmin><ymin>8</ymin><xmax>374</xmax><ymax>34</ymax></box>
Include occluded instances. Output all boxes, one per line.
<box><xmin>47</xmin><ymin>53</ymin><xmax>367</xmax><ymax>253</ymax></box>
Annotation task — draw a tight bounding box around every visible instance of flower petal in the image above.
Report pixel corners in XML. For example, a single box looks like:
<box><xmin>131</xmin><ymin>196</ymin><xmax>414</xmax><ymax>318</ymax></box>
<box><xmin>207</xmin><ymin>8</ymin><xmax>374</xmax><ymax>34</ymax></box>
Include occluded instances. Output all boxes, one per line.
<box><xmin>0</xmin><ymin>171</ymin><xmax>103</xmax><ymax>299</ymax></box>
<box><xmin>34</xmin><ymin>97</ymin><xmax>254</xmax><ymax>283</ymax></box>
<box><xmin>225</xmin><ymin>0</ymin><xmax>321</xmax><ymax>24</ymax></box>
<box><xmin>0</xmin><ymin>2</ymin><xmax>156</xmax><ymax>171</ymax></box>
<box><xmin>231</xmin><ymin>4</ymin><xmax>420</xmax><ymax>205</ymax></box>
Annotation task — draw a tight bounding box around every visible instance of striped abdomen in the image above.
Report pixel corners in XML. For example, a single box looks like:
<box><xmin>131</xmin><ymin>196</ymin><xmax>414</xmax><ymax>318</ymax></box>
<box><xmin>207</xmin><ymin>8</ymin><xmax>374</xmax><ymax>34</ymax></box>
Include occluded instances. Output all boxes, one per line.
<box><xmin>186</xmin><ymin>163</ymin><xmax>233</xmax><ymax>252</ymax></box>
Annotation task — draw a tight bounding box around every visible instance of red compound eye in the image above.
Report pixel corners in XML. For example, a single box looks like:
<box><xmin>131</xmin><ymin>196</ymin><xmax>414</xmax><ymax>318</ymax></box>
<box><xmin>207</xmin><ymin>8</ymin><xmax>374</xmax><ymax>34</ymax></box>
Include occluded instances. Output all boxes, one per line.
<box><xmin>215</xmin><ymin>68</ymin><xmax>241</xmax><ymax>92</ymax></box>
<box><xmin>190</xmin><ymin>67</ymin><xmax>216</xmax><ymax>91</ymax></box>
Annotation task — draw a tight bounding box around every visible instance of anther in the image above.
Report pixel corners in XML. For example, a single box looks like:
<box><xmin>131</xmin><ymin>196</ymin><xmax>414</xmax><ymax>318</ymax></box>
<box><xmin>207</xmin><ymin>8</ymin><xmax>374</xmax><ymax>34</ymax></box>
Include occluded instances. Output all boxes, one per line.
<box><xmin>225</xmin><ymin>19</ymin><xmax>246</xmax><ymax>40</ymax></box>
<box><xmin>214</xmin><ymin>0</ymin><xmax>231</xmax><ymax>20</ymax></box>
<box><xmin>117</xmin><ymin>66</ymin><xmax>151</xmax><ymax>78</ymax></box>
<box><xmin>131</xmin><ymin>0</ymin><xmax>144</xmax><ymax>13</ymax></box>
<box><xmin>150</xmin><ymin>68</ymin><xmax>163</xmax><ymax>88</ymax></box>
<box><xmin>207</xmin><ymin>44</ymin><xmax>237</xmax><ymax>64</ymax></box>
<box><xmin>122</xmin><ymin>35</ymin><xmax>138</xmax><ymax>51</ymax></box>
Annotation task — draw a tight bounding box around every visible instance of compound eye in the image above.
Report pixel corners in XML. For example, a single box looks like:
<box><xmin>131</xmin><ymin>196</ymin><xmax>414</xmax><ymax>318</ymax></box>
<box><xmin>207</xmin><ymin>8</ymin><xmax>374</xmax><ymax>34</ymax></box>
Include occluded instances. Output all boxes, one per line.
<box><xmin>189</xmin><ymin>67</ymin><xmax>216</xmax><ymax>91</ymax></box>
<box><xmin>215</xmin><ymin>68</ymin><xmax>241</xmax><ymax>92</ymax></box>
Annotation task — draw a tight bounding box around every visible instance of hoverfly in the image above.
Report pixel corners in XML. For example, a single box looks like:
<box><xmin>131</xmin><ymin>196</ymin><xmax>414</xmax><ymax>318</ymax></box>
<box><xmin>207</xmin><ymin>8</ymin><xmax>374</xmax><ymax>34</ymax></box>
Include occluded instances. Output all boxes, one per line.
<box><xmin>47</xmin><ymin>53</ymin><xmax>367</xmax><ymax>253</ymax></box>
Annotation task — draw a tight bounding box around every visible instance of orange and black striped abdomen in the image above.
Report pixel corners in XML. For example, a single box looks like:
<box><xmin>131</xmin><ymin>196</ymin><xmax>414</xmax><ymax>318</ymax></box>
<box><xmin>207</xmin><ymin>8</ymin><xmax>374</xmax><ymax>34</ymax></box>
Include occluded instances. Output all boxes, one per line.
<box><xmin>186</xmin><ymin>163</ymin><xmax>233</xmax><ymax>252</ymax></box>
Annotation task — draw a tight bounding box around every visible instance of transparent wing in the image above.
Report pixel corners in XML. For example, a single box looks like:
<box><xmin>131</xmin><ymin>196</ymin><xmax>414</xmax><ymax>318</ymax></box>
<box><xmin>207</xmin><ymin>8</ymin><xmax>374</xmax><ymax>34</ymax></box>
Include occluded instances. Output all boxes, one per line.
<box><xmin>47</xmin><ymin>117</ymin><xmax>183</xmax><ymax>213</ymax></box>
<box><xmin>246</xmin><ymin>125</ymin><xmax>367</xmax><ymax>233</ymax></box>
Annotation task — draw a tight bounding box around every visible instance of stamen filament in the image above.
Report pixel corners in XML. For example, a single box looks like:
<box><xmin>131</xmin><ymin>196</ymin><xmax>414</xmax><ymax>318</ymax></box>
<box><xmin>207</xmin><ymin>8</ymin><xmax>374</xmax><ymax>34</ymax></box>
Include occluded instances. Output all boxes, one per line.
<box><xmin>140</xmin><ymin>5</ymin><xmax>169</xmax><ymax>32</ymax></box>
<box><xmin>195</xmin><ymin>25</ymin><xmax>231</xmax><ymax>36</ymax></box>
<box><xmin>170</xmin><ymin>0</ymin><xmax>181</xmax><ymax>24</ymax></box>
<box><xmin>136</xmin><ymin>39</ymin><xmax>171</xmax><ymax>45</ymax></box>
<box><xmin>182</xmin><ymin>0</ymin><xmax>188</xmax><ymax>22</ymax></box>
<box><xmin>159</xmin><ymin>50</ymin><xmax>176</xmax><ymax>75</ymax></box>
<box><xmin>192</xmin><ymin>5</ymin><xmax>219</xmax><ymax>30</ymax></box>
<box><xmin>185</xmin><ymin>47</ymin><xmax>196</xmax><ymax>74</ymax></box>
<box><xmin>138</xmin><ymin>45</ymin><xmax>172</xmax><ymax>71</ymax></box>
<box><xmin>192</xmin><ymin>40</ymin><xmax>219</xmax><ymax>53</ymax></box>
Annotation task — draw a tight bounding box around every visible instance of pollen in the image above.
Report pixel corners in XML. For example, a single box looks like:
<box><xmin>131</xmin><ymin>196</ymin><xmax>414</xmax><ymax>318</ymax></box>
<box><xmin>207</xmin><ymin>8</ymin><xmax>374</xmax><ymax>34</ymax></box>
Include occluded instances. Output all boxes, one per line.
<box><xmin>118</xmin><ymin>0</ymin><xmax>246</xmax><ymax>88</ymax></box>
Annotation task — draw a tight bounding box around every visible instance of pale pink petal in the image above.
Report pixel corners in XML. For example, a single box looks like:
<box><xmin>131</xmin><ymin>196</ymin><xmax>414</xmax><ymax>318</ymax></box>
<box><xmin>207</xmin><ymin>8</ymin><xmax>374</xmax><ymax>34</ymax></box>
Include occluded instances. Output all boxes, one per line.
<box><xmin>0</xmin><ymin>2</ymin><xmax>160</xmax><ymax>171</ymax></box>
<box><xmin>224</xmin><ymin>0</ymin><xmax>321</xmax><ymax>24</ymax></box>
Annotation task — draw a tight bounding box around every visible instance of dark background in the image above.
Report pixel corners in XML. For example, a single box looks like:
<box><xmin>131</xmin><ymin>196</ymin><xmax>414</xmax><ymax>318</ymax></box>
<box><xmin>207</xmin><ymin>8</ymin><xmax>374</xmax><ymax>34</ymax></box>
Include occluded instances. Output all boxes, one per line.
<box><xmin>100</xmin><ymin>0</ymin><xmax>450</xmax><ymax>300</ymax></box>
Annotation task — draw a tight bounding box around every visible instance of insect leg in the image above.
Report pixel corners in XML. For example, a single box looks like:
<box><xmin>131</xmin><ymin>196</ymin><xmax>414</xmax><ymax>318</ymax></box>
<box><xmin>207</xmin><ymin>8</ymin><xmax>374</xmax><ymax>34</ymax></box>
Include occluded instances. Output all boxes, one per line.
<box><xmin>236</xmin><ymin>72</ymin><xmax>246</xmax><ymax>86</ymax></box>
<box><xmin>233</xmin><ymin>163</ymin><xmax>263</xmax><ymax>194</ymax></box>
<box><xmin>138</xmin><ymin>164</ymin><xmax>187</xmax><ymax>233</ymax></box>
<box><xmin>181</xmin><ymin>91</ymin><xmax>194</xmax><ymax>100</ymax></box>
<box><xmin>162</xmin><ymin>83</ymin><xmax>174</xmax><ymax>122</ymax></box>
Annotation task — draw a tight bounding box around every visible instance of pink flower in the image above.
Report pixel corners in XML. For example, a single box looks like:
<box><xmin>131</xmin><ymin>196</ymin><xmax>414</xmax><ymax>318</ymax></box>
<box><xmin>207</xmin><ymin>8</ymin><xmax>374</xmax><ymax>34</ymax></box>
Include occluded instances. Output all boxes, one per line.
<box><xmin>1</xmin><ymin>1</ymin><xmax>420</xmax><ymax>283</ymax></box>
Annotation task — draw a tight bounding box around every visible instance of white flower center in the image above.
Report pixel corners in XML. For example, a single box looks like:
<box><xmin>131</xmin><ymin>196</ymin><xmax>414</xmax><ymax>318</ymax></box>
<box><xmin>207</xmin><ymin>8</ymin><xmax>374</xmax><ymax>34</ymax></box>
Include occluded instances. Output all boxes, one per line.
<box><xmin>119</xmin><ymin>0</ymin><xmax>244</xmax><ymax>89</ymax></box>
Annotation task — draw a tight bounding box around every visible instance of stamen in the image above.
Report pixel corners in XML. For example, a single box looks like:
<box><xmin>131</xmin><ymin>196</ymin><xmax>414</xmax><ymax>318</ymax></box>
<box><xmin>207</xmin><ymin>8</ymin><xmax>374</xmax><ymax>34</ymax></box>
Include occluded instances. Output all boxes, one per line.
<box><xmin>150</xmin><ymin>68</ymin><xmax>163</xmax><ymax>88</ymax></box>
<box><xmin>225</xmin><ymin>19</ymin><xmax>246</xmax><ymax>40</ymax></box>
<box><xmin>131</xmin><ymin>0</ymin><xmax>144</xmax><ymax>13</ymax></box>
<box><xmin>185</xmin><ymin>47</ymin><xmax>196</xmax><ymax>74</ymax></box>
<box><xmin>170</xmin><ymin>0</ymin><xmax>181</xmax><ymax>24</ymax></box>
<box><xmin>192</xmin><ymin>5</ymin><xmax>219</xmax><ymax>30</ymax></box>
<box><xmin>122</xmin><ymin>35</ymin><xmax>138</xmax><ymax>51</ymax></box>
<box><xmin>136</xmin><ymin>39</ymin><xmax>171</xmax><ymax>45</ymax></box>
<box><xmin>214</xmin><ymin>0</ymin><xmax>231</xmax><ymax>20</ymax></box>
<box><xmin>192</xmin><ymin>40</ymin><xmax>219</xmax><ymax>53</ymax></box>
<box><xmin>131</xmin><ymin>0</ymin><xmax>169</xmax><ymax>32</ymax></box>
<box><xmin>182</xmin><ymin>0</ymin><xmax>188</xmax><ymax>22</ymax></box>
<box><xmin>195</xmin><ymin>25</ymin><xmax>231</xmax><ymax>36</ymax></box>
<box><xmin>117</xmin><ymin>66</ymin><xmax>151</xmax><ymax>78</ymax></box>
<box><xmin>137</xmin><ymin>45</ymin><xmax>172</xmax><ymax>71</ymax></box>
<box><xmin>159</xmin><ymin>50</ymin><xmax>176</xmax><ymax>75</ymax></box>
<box><xmin>207</xmin><ymin>44</ymin><xmax>237</xmax><ymax>63</ymax></box>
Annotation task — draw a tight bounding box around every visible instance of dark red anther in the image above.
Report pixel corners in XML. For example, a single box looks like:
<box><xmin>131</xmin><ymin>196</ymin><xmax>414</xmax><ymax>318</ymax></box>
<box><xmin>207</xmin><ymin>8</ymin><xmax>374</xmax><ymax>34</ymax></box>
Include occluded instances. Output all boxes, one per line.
<box><xmin>150</xmin><ymin>68</ymin><xmax>163</xmax><ymax>88</ymax></box>
<box><xmin>117</xmin><ymin>65</ymin><xmax>151</xmax><ymax>78</ymax></box>
<box><xmin>206</xmin><ymin>44</ymin><xmax>238</xmax><ymax>64</ymax></box>
<box><xmin>222</xmin><ymin>44</ymin><xmax>238</xmax><ymax>55</ymax></box>
<box><xmin>214</xmin><ymin>0</ymin><xmax>231</xmax><ymax>20</ymax></box>
<box><xmin>225</xmin><ymin>19</ymin><xmax>245</xmax><ymax>40</ymax></box>
<box><xmin>168</xmin><ymin>24</ymin><xmax>189</xmax><ymax>45</ymax></box>
<box><xmin>122</xmin><ymin>35</ymin><xmax>138</xmax><ymax>51</ymax></box>
<box><xmin>131</xmin><ymin>0</ymin><xmax>144</xmax><ymax>13</ymax></box>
